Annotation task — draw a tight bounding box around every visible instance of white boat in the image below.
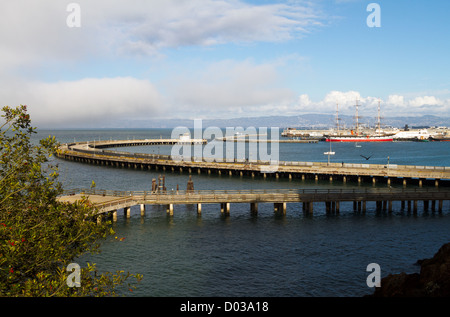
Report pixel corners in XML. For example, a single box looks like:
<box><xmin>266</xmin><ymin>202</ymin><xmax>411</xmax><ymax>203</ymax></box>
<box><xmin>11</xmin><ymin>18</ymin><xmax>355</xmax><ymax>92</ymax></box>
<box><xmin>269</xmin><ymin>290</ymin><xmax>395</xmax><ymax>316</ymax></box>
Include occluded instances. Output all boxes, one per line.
<box><xmin>393</xmin><ymin>129</ymin><xmax>430</xmax><ymax>141</ymax></box>
<box><xmin>324</xmin><ymin>142</ymin><xmax>335</xmax><ymax>164</ymax></box>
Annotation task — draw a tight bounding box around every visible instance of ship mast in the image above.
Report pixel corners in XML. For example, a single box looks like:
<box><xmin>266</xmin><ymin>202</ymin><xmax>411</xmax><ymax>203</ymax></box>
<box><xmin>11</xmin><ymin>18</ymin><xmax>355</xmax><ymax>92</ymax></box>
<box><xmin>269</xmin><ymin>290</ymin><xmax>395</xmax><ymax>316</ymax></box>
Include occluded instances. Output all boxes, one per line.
<box><xmin>354</xmin><ymin>99</ymin><xmax>360</xmax><ymax>136</ymax></box>
<box><xmin>336</xmin><ymin>103</ymin><xmax>340</xmax><ymax>136</ymax></box>
<box><xmin>377</xmin><ymin>99</ymin><xmax>382</xmax><ymax>134</ymax></box>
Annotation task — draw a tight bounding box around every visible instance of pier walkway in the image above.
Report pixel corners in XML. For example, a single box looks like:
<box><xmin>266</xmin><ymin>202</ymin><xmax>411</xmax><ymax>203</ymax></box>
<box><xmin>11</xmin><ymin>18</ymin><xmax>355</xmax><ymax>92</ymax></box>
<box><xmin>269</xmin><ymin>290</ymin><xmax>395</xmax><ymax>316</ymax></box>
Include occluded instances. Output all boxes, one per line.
<box><xmin>58</xmin><ymin>187</ymin><xmax>450</xmax><ymax>222</ymax></box>
<box><xmin>55</xmin><ymin>139</ymin><xmax>450</xmax><ymax>187</ymax></box>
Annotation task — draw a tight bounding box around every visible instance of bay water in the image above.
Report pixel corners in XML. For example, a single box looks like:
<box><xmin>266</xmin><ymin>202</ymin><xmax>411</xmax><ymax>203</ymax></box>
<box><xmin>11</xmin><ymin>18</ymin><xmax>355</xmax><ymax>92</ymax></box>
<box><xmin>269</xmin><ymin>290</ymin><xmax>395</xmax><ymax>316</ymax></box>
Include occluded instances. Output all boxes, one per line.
<box><xmin>36</xmin><ymin>128</ymin><xmax>450</xmax><ymax>297</ymax></box>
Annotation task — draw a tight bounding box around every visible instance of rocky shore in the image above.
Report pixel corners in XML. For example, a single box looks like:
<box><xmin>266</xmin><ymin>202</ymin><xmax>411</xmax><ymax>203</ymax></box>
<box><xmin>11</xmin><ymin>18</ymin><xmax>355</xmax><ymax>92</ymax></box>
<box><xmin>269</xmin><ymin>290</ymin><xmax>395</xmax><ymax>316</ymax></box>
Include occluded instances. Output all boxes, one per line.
<box><xmin>370</xmin><ymin>243</ymin><xmax>450</xmax><ymax>297</ymax></box>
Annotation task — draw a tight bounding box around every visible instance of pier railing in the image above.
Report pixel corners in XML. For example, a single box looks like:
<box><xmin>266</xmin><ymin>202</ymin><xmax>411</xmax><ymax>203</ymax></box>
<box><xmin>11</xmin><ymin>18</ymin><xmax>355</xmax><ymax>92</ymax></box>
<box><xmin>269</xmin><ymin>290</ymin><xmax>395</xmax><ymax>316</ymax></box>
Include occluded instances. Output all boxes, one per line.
<box><xmin>59</xmin><ymin>187</ymin><xmax>450</xmax><ymax>215</ymax></box>
<box><xmin>56</xmin><ymin>140</ymin><xmax>450</xmax><ymax>182</ymax></box>
<box><xmin>60</xmin><ymin>141</ymin><xmax>450</xmax><ymax>171</ymax></box>
<box><xmin>62</xmin><ymin>187</ymin><xmax>450</xmax><ymax>199</ymax></box>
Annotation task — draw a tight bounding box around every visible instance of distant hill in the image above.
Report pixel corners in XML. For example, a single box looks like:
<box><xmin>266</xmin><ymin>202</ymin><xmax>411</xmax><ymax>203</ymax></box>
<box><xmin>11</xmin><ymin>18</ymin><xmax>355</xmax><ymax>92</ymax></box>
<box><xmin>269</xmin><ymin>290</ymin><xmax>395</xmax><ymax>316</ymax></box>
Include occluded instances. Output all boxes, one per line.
<box><xmin>118</xmin><ymin>114</ymin><xmax>449</xmax><ymax>129</ymax></box>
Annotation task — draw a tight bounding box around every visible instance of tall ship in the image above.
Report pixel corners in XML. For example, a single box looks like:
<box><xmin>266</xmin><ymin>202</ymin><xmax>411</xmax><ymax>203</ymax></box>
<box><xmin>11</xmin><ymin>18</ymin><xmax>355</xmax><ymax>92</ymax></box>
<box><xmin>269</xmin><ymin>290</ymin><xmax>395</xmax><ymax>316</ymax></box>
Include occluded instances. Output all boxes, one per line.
<box><xmin>326</xmin><ymin>100</ymin><xmax>394</xmax><ymax>142</ymax></box>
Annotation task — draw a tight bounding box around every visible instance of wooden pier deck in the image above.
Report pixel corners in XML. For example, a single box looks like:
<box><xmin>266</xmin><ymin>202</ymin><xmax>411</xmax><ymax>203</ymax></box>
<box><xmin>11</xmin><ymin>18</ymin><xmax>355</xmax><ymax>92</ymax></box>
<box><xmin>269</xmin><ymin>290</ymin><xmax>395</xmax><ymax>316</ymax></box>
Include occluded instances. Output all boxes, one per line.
<box><xmin>58</xmin><ymin>187</ymin><xmax>450</xmax><ymax>222</ymax></box>
<box><xmin>55</xmin><ymin>139</ymin><xmax>450</xmax><ymax>187</ymax></box>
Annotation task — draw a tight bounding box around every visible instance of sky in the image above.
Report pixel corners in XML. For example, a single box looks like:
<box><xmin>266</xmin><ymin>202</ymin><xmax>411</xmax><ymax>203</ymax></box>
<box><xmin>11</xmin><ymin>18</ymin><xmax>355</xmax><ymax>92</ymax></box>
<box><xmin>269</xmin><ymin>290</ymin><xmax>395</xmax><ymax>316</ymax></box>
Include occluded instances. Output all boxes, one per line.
<box><xmin>1</xmin><ymin>0</ymin><xmax>449</xmax><ymax>128</ymax></box>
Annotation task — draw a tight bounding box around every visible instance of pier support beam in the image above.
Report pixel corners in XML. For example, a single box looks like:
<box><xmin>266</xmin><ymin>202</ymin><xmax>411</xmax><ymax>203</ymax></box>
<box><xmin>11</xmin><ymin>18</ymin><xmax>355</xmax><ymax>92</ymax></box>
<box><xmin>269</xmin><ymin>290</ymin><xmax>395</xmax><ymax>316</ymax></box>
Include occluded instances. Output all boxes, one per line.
<box><xmin>197</xmin><ymin>203</ymin><xmax>202</xmax><ymax>215</ymax></box>
<box><xmin>424</xmin><ymin>200</ymin><xmax>429</xmax><ymax>212</ymax></box>
<box><xmin>124</xmin><ymin>207</ymin><xmax>131</xmax><ymax>218</ymax></box>
<box><xmin>166</xmin><ymin>204</ymin><xmax>174</xmax><ymax>216</ymax></box>
<box><xmin>140</xmin><ymin>204</ymin><xmax>145</xmax><ymax>217</ymax></box>
<box><xmin>112</xmin><ymin>210</ymin><xmax>117</xmax><ymax>222</ymax></box>
<box><xmin>376</xmin><ymin>201</ymin><xmax>382</xmax><ymax>211</ymax></box>
<box><xmin>303</xmin><ymin>202</ymin><xmax>313</xmax><ymax>215</ymax></box>
<box><xmin>250</xmin><ymin>202</ymin><xmax>258</xmax><ymax>215</ymax></box>
<box><xmin>325</xmin><ymin>201</ymin><xmax>338</xmax><ymax>214</ymax></box>
<box><xmin>220</xmin><ymin>203</ymin><xmax>230</xmax><ymax>214</ymax></box>
<box><xmin>274</xmin><ymin>202</ymin><xmax>286</xmax><ymax>214</ymax></box>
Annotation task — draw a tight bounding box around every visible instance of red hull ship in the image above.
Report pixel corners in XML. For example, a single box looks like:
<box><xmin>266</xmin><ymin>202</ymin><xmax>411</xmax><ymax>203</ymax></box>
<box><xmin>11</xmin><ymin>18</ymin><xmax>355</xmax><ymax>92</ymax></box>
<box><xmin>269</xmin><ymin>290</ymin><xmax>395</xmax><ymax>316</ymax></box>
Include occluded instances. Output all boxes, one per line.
<box><xmin>326</xmin><ymin>99</ymin><xmax>393</xmax><ymax>142</ymax></box>
<box><xmin>326</xmin><ymin>136</ymin><xmax>393</xmax><ymax>142</ymax></box>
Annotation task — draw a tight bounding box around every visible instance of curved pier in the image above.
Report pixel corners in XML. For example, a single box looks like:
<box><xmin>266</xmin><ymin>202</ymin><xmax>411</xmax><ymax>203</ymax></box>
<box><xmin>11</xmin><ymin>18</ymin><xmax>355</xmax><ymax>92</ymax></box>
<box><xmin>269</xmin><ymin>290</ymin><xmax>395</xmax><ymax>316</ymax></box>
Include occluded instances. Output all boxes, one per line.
<box><xmin>55</xmin><ymin>139</ymin><xmax>450</xmax><ymax>187</ymax></box>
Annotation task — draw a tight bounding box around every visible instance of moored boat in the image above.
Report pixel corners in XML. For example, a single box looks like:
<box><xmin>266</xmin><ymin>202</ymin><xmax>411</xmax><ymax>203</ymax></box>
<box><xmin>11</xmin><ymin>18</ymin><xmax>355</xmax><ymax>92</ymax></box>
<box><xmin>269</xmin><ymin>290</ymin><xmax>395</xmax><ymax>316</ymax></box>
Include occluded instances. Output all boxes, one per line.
<box><xmin>326</xmin><ymin>99</ymin><xmax>393</xmax><ymax>142</ymax></box>
<box><xmin>431</xmin><ymin>135</ymin><xmax>450</xmax><ymax>141</ymax></box>
<box><xmin>326</xmin><ymin>135</ymin><xmax>393</xmax><ymax>142</ymax></box>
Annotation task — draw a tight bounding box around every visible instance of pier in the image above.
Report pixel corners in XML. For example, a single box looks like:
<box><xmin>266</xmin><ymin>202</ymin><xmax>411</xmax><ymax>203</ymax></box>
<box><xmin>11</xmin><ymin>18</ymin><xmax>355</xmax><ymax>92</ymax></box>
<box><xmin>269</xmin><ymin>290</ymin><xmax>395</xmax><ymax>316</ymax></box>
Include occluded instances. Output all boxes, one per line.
<box><xmin>58</xmin><ymin>187</ymin><xmax>450</xmax><ymax>222</ymax></box>
<box><xmin>55</xmin><ymin>139</ymin><xmax>450</xmax><ymax>187</ymax></box>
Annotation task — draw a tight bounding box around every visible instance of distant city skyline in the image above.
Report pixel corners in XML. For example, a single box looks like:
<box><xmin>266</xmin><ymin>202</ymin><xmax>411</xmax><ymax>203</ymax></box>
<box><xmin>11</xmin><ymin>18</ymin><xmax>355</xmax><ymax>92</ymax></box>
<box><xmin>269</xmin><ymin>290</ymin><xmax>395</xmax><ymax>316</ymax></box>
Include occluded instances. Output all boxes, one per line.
<box><xmin>1</xmin><ymin>0</ymin><xmax>449</xmax><ymax>128</ymax></box>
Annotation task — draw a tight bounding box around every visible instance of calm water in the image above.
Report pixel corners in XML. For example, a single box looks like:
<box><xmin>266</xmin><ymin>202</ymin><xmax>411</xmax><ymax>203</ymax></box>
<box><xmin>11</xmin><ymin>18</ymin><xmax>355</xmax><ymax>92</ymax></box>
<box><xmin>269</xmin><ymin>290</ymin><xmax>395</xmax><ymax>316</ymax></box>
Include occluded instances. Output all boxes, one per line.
<box><xmin>36</xmin><ymin>129</ymin><xmax>450</xmax><ymax>297</ymax></box>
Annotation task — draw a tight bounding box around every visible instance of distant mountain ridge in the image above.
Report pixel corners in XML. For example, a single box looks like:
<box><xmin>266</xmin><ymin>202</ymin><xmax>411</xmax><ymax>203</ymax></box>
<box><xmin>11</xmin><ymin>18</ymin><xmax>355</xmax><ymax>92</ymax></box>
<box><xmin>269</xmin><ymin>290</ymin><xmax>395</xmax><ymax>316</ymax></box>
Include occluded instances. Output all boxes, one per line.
<box><xmin>119</xmin><ymin>114</ymin><xmax>449</xmax><ymax>129</ymax></box>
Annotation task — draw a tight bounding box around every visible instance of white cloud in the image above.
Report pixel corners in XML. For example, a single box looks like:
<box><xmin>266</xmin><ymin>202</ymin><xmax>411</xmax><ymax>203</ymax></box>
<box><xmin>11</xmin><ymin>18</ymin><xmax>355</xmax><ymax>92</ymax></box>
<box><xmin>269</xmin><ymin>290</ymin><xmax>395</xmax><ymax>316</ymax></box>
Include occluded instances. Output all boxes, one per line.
<box><xmin>0</xmin><ymin>0</ymin><xmax>324</xmax><ymax>125</ymax></box>
<box><xmin>165</xmin><ymin>58</ymin><xmax>295</xmax><ymax>118</ymax></box>
<box><xmin>386</xmin><ymin>94</ymin><xmax>450</xmax><ymax>115</ymax></box>
<box><xmin>387</xmin><ymin>95</ymin><xmax>405</xmax><ymax>107</ymax></box>
<box><xmin>294</xmin><ymin>90</ymin><xmax>363</xmax><ymax>113</ymax></box>
<box><xmin>0</xmin><ymin>1</ymin><xmax>95</xmax><ymax>71</ymax></box>
<box><xmin>0</xmin><ymin>0</ymin><xmax>324</xmax><ymax>69</ymax></box>
<box><xmin>87</xmin><ymin>0</ymin><xmax>323</xmax><ymax>55</ymax></box>
<box><xmin>291</xmin><ymin>91</ymin><xmax>450</xmax><ymax>117</ymax></box>
<box><xmin>408</xmin><ymin>96</ymin><xmax>444</xmax><ymax>108</ymax></box>
<box><xmin>2</xmin><ymin>77</ymin><xmax>164</xmax><ymax>127</ymax></box>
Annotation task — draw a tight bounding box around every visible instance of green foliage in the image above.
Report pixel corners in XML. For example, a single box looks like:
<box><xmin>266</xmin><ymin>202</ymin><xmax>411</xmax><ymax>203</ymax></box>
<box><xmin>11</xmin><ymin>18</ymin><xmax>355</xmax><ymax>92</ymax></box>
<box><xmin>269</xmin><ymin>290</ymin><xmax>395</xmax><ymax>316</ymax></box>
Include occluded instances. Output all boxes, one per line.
<box><xmin>0</xmin><ymin>105</ymin><xmax>142</xmax><ymax>296</ymax></box>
